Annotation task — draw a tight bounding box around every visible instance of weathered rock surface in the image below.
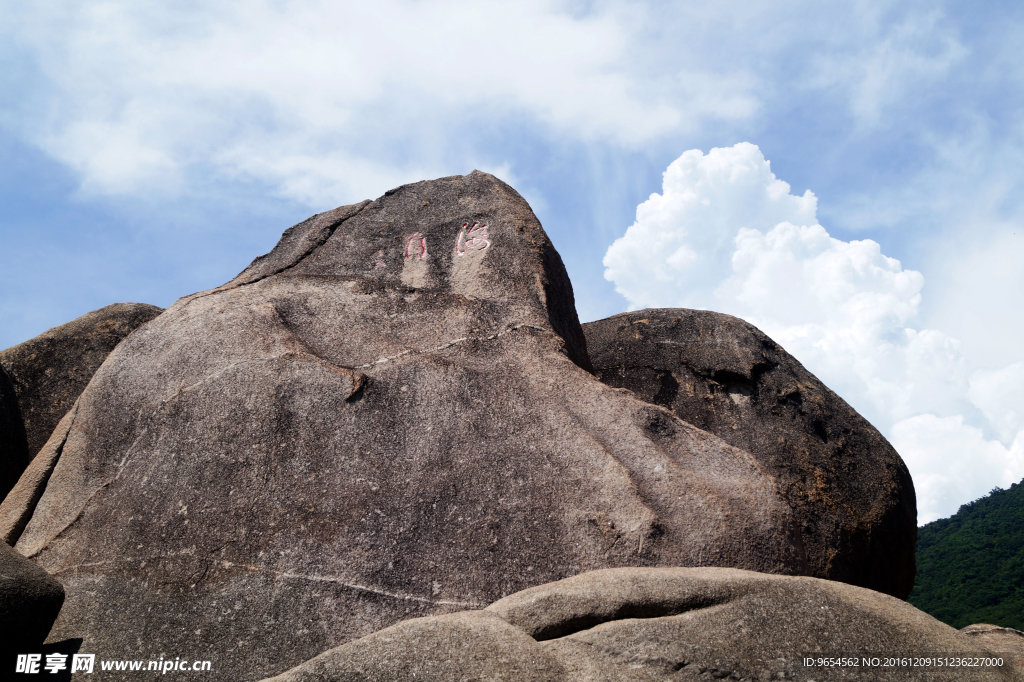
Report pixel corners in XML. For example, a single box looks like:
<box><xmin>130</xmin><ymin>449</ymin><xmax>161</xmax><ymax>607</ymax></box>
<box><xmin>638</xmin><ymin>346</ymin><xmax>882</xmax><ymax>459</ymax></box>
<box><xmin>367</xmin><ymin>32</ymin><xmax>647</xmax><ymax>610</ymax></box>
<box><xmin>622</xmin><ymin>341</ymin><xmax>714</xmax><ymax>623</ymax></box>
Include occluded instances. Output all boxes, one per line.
<box><xmin>0</xmin><ymin>540</ymin><xmax>64</xmax><ymax>658</ymax></box>
<box><xmin>261</xmin><ymin>610</ymin><xmax>568</xmax><ymax>682</ymax></box>
<box><xmin>3</xmin><ymin>173</ymin><xmax>811</xmax><ymax>681</ymax></box>
<box><xmin>263</xmin><ymin>567</ymin><xmax>1021</xmax><ymax>682</ymax></box>
<box><xmin>963</xmin><ymin>625</ymin><xmax>1024</xmax><ymax>671</ymax></box>
<box><xmin>0</xmin><ymin>302</ymin><xmax>164</xmax><ymax>496</ymax></box>
<box><xmin>583</xmin><ymin>309</ymin><xmax>917</xmax><ymax>599</ymax></box>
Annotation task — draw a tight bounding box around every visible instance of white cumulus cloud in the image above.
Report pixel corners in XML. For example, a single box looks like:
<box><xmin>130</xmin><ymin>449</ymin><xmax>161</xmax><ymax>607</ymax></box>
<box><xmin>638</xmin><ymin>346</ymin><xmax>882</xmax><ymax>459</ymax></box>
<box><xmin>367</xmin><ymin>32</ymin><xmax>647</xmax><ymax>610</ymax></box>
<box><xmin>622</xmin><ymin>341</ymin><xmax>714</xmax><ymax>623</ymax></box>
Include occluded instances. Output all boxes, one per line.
<box><xmin>604</xmin><ymin>142</ymin><xmax>1024</xmax><ymax>523</ymax></box>
<box><xmin>603</xmin><ymin>143</ymin><xmax>817</xmax><ymax>309</ymax></box>
<box><xmin>890</xmin><ymin>415</ymin><xmax>1024</xmax><ymax>524</ymax></box>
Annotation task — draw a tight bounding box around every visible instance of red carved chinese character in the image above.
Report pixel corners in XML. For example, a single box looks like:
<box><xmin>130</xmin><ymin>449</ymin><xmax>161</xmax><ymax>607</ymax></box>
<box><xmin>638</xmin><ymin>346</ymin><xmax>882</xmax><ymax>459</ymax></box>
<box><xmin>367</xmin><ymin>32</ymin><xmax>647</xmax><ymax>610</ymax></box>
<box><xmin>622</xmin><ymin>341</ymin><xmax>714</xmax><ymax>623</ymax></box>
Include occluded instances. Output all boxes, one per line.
<box><xmin>374</xmin><ymin>249</ymin><xmax>387</xmax><ymax>268</ymax></box>
<box><xmin>405</xmin><ymin>233</ymin><xmax>428</xmax><ymax>259</ymax></box>
<box><xmin>456</xmin><ymin>222</ymin><xmax>490</xmax><ymax>256</ymax></box>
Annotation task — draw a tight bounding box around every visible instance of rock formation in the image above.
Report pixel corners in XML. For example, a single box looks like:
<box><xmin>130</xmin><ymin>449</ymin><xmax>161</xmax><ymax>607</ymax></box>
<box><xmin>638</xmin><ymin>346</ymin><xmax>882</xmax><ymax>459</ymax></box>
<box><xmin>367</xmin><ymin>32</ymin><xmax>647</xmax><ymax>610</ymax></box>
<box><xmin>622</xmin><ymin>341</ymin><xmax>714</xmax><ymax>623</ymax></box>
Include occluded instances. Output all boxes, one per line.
<box><xmin>2</xmin><ymin>172</ymin><xmax>822</xmax><ymax>680</ymax></box>
<box><xmin>0</xmin><ymin>540</ymin><xmax>64</xmax><ymax>661</ymax></box>
<box><xmin>263</xmin><ymin>567</ymin><xmax>1021</xmax><ymax>682</ymax></box>
<box><xmin>584</xmin><ymin>309</ymin><xmax>917</xmax><ymax>599</ymax></box>
<box><xmin>963</xmin><ymin>625</ymin><xmax>1024</xmax><ymax>672</ymax></box>
<box><xmin>0</xmin><ymin>302</ymin><xmax>164</xmax><ymax>498</ymax></box>
<box><xmin>0</xmin><ymin>403</ymin><xmax>79</xmax><ymax>545</ymax></box>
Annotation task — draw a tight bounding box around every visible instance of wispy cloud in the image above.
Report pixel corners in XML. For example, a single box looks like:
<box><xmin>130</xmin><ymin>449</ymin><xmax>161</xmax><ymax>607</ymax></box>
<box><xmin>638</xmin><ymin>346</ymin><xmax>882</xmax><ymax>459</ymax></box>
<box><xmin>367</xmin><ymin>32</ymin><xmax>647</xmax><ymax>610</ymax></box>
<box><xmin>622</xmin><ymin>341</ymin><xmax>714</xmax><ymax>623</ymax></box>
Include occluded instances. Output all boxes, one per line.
<box><xmin>5</xmin><ymin>1</ymin><xmax>758</xmax><ymax>203</ymax></box>
<box><xmin>2</xmin><ymin>0</ymin><xmax>1006</xmax><ymax>209</ymax></box>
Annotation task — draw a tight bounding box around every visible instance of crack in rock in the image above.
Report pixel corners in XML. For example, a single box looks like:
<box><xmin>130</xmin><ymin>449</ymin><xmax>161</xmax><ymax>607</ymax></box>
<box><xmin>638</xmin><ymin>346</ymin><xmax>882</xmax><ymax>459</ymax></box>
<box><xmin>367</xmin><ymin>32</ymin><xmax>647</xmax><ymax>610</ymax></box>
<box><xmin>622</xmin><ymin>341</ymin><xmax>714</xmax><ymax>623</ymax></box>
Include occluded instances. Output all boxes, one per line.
<box><xmin>179</xmin><ymin>201</ymin><xmax>371</xmax><ymax>309</ymax></box>
<box><xmin>53</xmin><ymin>555</ymin><xmax>483</xmax><ymax>608</ymax></box>
<box><xmin>355</xmin><ymin>323</ymin><xmax>553</xmax><ymax>369</ymax></box>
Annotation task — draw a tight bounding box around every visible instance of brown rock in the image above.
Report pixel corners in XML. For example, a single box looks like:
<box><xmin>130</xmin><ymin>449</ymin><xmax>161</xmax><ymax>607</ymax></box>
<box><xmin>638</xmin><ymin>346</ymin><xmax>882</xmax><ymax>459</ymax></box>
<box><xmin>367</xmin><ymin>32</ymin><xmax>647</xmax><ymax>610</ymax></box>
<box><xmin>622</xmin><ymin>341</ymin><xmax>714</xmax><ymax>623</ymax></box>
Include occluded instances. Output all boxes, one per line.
<box><xmin>3</xmin><ymin>172</ymin><xmax>809</xmax><ymax>680</ymax></box>
<box><xmin>0</xmin><ymin>302</ymin><xmax>164</xmax><ymax>496</ymax></box>
<box><xmin>0</xmin><ymin>540</ymin><xmax>64</xmax><ymax>659</ymax></box>
<box><xmin>962</xmin><ymin>624</ymin><xmax>1024</xmax><ymax>671</ymax></box>
<box><xmin>263</xmin><ymin>567</ymin><xmax>1021</xmax><ymax>682</ymax></box>
<box><xmin>583</xmin><ymin>309</ymin><xmax>917</xmax><ymax>598</ymax></box>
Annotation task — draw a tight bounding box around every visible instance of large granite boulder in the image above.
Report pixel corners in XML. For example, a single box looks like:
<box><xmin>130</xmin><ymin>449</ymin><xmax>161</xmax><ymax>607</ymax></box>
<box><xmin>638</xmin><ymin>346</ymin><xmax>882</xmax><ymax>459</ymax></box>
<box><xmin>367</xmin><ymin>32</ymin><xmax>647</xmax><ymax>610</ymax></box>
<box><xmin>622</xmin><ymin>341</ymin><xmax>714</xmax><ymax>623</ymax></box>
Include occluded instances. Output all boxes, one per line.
<box><xmin>263</xmin><ymin>567</ymin><xmax>1021</xmax><ymax>682</ymax></box>
<box><xmin>0</xmin><ymin>540</ymin><xmax>64</xmax><ymax>660</ymax></box>
<box><xmin>0</xmin><ymin>302</ymin><xmax>164</xmax><ymax>497</ymax></box>
<box><xmin>583</xmin><ymin>309</ymin><xmax>917</xmax><ymax>599</ymax></box>
<box><xmin>2</xmin><ymin>173</ymin><xmax>810</xmax><ymax>680</ymax></box>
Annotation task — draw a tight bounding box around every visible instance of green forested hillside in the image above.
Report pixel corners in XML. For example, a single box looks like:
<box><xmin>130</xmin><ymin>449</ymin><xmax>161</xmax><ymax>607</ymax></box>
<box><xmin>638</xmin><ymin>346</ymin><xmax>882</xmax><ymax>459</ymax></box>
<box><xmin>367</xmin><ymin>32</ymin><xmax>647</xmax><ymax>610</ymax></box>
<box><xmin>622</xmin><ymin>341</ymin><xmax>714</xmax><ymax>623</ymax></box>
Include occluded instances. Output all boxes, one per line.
<box><xmin>908</xmin><ymin>480</ymin><xmax>1024</xmax><ymax>630</ymax></box>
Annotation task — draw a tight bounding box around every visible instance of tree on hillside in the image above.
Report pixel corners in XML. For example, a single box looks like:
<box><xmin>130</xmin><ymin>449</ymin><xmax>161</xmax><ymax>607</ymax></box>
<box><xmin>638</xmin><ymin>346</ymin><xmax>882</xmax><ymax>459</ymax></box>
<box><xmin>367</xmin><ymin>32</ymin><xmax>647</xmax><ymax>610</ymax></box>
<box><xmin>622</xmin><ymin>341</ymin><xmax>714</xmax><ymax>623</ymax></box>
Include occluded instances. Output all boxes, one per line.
<box><xmin>909</xmin><ymin>480</ymin><xmax>1024</xmax><ymax>630</ymax></box>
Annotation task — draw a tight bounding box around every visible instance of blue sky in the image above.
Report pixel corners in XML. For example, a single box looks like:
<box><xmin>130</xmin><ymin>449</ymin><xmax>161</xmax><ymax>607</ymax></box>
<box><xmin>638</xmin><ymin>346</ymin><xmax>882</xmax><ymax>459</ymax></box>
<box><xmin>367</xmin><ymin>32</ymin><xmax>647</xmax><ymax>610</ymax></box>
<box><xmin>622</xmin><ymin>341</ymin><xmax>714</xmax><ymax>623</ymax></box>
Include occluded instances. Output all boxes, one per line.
<box><xmin>2</xmin><ymin>0</ymin><xmax>1022</xmax><ymax>522</ymax></box>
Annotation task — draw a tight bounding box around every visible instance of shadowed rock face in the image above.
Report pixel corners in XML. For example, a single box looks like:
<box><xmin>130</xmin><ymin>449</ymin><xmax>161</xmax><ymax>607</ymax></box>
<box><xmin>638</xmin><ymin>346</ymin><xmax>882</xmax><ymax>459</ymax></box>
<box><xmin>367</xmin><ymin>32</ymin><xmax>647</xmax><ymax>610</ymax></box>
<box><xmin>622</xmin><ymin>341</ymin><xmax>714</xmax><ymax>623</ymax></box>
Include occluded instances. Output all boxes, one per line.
<box><xmin>0</xmin><ymin>302</ymin><xmax>164</xmax><ymax>497</ymax></box>
<box><xmin>0</xmin><ymin>540</ymin><xmax>64</xmax><ymax>662</ymax></box>
<box><xmin>262</xmin><ymin>567</ymin><xmax>1021</xmax><ymax>682</ymax></box>
<box><xmin>583</xmin><ymin>309</ymin><xmax>917</xmax><ymax>599</ymax></box>
<box><xmin>2</xmin><ymin>173</ymin><xmax>809</xmax><ymax>681</ymax></box>
<box><xmin>0</xmin><ymin>365</ymin><xmax>28</xmax><ymax>503</ymax></box>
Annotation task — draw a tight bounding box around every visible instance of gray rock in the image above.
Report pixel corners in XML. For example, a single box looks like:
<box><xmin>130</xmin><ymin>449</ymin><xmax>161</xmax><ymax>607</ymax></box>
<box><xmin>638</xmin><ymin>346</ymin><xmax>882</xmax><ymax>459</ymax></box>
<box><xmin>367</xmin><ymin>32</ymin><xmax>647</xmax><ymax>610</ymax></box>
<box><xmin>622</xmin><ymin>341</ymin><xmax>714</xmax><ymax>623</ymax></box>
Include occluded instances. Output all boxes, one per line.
<box><xmin>583</xmin><ymin>309</ymin><xmax>917</xmax><ymax>599</ymax></box>
<box><xmin>263</xmin><ymin>567</ymin><xmax>1021</xmax><ymax>682</ymax></box>
<box><xmin>3</xmin><ymin>172</ymin><xmax>809</xmax><ymax>680</ymax></box>
<box><xmin>0</xmin><ymin>302</ymin><xmax>164</xmax><ymax>497</ymax></box>
<box><xmin>0</xmin><ymin>540</ymin><xmax>64</xmax><ymax>657</ymax></box>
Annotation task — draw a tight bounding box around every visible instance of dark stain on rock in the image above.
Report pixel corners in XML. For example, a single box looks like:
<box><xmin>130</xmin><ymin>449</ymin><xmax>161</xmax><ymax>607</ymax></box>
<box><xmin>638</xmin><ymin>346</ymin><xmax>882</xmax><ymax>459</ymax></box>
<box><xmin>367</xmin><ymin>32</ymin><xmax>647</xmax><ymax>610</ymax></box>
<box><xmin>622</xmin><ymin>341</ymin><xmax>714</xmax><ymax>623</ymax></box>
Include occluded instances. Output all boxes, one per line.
<box><xmin>653</xmin><ymin>371</ymin><xmax>679</xmax><ymax>408</ymax></box>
